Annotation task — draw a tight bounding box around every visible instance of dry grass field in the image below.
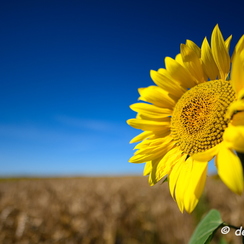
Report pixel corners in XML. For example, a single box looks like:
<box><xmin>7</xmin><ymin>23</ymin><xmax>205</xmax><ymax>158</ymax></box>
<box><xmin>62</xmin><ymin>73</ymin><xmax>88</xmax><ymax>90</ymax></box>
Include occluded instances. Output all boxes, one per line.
<box><xmin>0</xmin><ymin>176</ymin><xmax>243</xmax><ymax>244</ymax></box>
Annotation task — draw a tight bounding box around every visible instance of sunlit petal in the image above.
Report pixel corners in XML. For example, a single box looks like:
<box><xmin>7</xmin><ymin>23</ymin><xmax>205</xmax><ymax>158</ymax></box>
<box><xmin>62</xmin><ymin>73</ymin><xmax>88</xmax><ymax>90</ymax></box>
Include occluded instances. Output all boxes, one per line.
<box><xmin>216</xmin><ymin>143</ymin><xmax>243</xmax><ymax>194</ymax></box>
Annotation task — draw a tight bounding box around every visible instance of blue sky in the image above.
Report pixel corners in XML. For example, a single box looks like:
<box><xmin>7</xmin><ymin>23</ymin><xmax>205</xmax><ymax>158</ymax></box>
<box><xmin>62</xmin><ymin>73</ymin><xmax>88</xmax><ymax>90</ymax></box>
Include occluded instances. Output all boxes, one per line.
<box><xmin>0</xmin><ymin>0</ymin><xmax>244</xmax><ymax>176</ymax></box>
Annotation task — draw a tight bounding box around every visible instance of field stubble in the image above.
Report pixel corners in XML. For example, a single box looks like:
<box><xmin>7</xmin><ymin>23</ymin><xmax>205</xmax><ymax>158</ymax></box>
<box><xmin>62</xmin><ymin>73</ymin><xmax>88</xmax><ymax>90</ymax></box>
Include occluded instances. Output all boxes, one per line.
<box><xmin>0</xmin><ymin>176</ymin><xmax>243</xmax><ymax>244</ymax></box>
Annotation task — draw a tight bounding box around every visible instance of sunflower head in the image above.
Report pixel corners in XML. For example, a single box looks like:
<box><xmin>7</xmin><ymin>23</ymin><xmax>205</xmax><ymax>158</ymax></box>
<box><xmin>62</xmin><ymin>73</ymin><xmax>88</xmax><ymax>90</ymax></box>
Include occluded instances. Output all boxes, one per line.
<box><xmin>127</xmin><ymin>25</ymin><xmax>244</xmax><ymax>213</ymax></box>
<box><xmin>171</xmin><ymin>79</ymin><xmax>235</xmax><ymax>155</ymax></box>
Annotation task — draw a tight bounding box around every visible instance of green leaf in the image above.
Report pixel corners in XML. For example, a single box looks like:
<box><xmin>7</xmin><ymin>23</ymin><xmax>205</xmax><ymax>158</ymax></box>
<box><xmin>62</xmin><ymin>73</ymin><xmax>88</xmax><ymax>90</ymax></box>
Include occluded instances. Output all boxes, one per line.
<box><xmin>189</xmin><ymin>209</ymin><xmax>224</xmax><ymax>244</ymax></box>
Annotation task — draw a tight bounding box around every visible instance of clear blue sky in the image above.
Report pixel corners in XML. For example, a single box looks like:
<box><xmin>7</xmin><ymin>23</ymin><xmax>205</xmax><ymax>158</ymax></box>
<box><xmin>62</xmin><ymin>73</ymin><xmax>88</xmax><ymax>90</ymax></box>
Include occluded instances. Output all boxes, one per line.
<box><xmin>0</xmin><ymin>0</ymin><xmax>243</xmax><ymax>176</ymax></box>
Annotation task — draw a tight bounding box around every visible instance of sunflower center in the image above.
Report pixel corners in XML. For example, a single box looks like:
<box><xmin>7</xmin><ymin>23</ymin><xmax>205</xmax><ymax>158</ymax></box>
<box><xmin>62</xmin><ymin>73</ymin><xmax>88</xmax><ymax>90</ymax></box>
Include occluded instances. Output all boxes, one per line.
<box><xmin>171</xmin><ymin>80</ymin><xmax>235</xmax><ymax>155</ymax></box>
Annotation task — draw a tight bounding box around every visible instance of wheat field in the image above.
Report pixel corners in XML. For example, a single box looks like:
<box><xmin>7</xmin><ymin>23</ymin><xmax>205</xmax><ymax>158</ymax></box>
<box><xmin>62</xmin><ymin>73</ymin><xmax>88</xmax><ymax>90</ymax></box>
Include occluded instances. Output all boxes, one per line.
<box><xmin>0</xmin><ymin>176</ymin><xmax>243</xmax><ymax>244</ymax></box>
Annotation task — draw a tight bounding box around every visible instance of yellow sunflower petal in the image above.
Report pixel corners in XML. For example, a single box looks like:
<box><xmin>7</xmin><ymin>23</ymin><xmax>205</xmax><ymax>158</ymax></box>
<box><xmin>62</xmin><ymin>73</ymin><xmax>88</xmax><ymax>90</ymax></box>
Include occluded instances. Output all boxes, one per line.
<box><xmin>134</xmin><ymin>135</ymin><xmax>170</xmax><ymax>150</ymax></box>
<box><xmin>231</xmin><ymin>35</ymin><xmax>244</xmax><ymax>62</ymax></box>
<box><xmin>164</xmin><ymin>56</ymin><xmax>196</xmax><ymax>88</ymax></box>
<box><xmin>130</xmin><ymin>103</ymin><xmax>172</xmax><ymax>120</ymax></box>
<box><xmin>237</xmin><ymin>89</ymin><xmax>244</xmax><ymax>100</ymax></box>
<box><xmin>223</xmin><ymin>125</ymin><xmax>244</xmax><ymax>153</ymax></box>
<box><xmin>169</xmin><ymin>157</ymin><xmax>207</xmax><ymax>213</ymax></box>
<box><xmin>191</xmin><ymin>144</ymin><xmax>220</xmax><ymax>162</ymax></box>
<box><xmin>129</xmin><ymin>153</ymin><xmax>158</xmax><ymax>164</ymax></box>
<box><xmin>129</xmin><ymin>131</ymin><xmax>153</xmax><ymax>144</ymax></box>
<box><xmin>129</xmin><ymin>138</ymin><xmax>175</xmax><ymax>163</ymax></box>
<box><xmin>143</xmin><ymin>161</ymin><xmax>152</xmax><ymax>176</ymax></box>
<box><xmin>169</xmin><ymin>156</ymin><xmax>185</xmax><ymax>201</ymax></box>
<box><xmin>201</xmin><ymin>37</ymin><xmax>219</xmax><ymax>80</ymax></box>
<box><xmin>211</xmin><ymin>24</ymin><xmax>230</xmax><ymax>80</ymax></box>
<box><xmin>231</xmin><ymin>43</ymin><xmax>244</xmax><ymax>94</ymax></box>
<box><xmin>216</xmin><ymin>142</ymin><xmax>244</xmax><ymax>194</ymax></box>
<box><xmin>225</xmin><ymin>35</ymin><xmax>232</xmax><ymax>52</ymax></box>
<box><xmin>186</xmin><ymin>39</ymin><xmax>201</xmax><ymax>58</ymax></box>
<box><xmin>150</xmin><ymin>69</ymin><xmax>186</xmax><ymax>98</ymax></box>
<box><xmin>225</xmin><ymin>99</ymin><xmax>244</xmax><ymax>119</ymax></box>
<box><xmin>149</xmin><ymin>147</ymin><xmax>182</xmax><ymax>186</ymax></box>
<box><xmin>175</xmin><ymin>53</ymin><xmax>184</xmax><ymax>66</ymax></box>
<box><xmin>134</xmin><ymin>136</ymin><xmax>173</xmax><ymax>155</ymax></box>
<box><xmin>232</xmin><ymin>111</ymin><xmax>244</xmax><ymax>126</ymax></box>
<box><xmin>138</xmin><ymin>86</ymin><xmax>176</xmax><ymax>108</ymax></box>
<box><xmin>182</xmin><ymin>159</ymin><xmax>207</xmax><ymax>213</ymax></box>
<box><xmin>130</xmin><ymin>103</ymin><xmax>172</xmax><ymax>115</ymax></box>
<box><xmin>134</xmin><ymin>145</ymin><xmax>163</xmax><ymax>155</ymax></box>
<box><xmin>127</xmin><ymin>118</ymin><xmax>170</xmax><ymax>131</ymax></box>
<box><xmin>180</xmin><ymin>44</ymin><xmax>205</xmax><ymax>84</ymax></box>
<box><xmin>137</xmin><ymin>114</ymin><xmax>168</xmax><ymax>122</ymax></box>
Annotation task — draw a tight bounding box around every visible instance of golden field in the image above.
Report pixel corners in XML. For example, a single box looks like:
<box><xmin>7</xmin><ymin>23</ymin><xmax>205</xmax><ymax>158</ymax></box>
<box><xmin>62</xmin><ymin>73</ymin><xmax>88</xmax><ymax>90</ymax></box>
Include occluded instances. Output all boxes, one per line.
<box><xmin>0</xmin><ymin>176</ymin><xmax>243</xmax><ymax>244</ymax></box>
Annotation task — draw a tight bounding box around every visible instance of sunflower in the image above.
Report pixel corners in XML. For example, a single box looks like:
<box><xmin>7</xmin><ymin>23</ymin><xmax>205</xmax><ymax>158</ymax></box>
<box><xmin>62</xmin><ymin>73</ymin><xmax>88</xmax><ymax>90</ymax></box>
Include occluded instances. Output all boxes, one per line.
<box><xmin>127</xmin><ymin>25</ymin><xmax>244</xmax><ymax>213</ymax></box>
